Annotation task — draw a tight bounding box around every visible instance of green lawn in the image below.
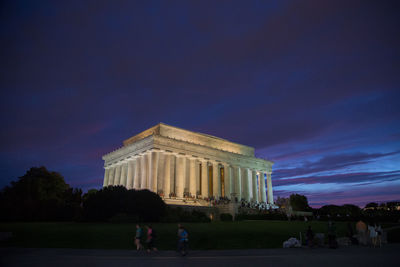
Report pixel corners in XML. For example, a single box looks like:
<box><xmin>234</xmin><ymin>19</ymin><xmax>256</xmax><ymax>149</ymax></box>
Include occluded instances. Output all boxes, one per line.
<box><xmin>0</xmin><ymin>221</ymin><xmax>350</xmax><ymax>250</ymax></box>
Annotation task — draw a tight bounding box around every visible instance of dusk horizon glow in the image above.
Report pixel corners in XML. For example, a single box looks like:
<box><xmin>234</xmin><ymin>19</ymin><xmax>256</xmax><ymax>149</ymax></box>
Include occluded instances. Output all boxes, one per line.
<box><xmin>1</xmin><ymin>0</ymin><xmax>399</xmax><ymax>208</ymax></box>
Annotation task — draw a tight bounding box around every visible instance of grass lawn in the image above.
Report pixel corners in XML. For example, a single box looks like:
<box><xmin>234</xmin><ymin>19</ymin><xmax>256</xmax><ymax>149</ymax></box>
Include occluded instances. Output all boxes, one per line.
<box><xmin>0</xmin><ymin>221</ymin><xmax>351</xmax><ymax>250</ymax></box>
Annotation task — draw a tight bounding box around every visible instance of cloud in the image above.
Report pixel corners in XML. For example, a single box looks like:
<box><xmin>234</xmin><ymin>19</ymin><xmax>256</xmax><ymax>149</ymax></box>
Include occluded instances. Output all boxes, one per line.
<box><xmin>0</xmin><ymin>0</ymin><xmax>399</xmax><ymax>206</ymax></box>
<box><xmin>273</xmin><ymin>151</ymin><xmax>400</xmax><ymax>179</ymax></box>
<box><xmin>274</xmin><ymin>170</ymin><xmax>400</xmax><ymax>187</ymax></box>
<box><xmin>274</xmin><ymin>177</ymin><xmax>400</xmax><ymax>207</ymax></box>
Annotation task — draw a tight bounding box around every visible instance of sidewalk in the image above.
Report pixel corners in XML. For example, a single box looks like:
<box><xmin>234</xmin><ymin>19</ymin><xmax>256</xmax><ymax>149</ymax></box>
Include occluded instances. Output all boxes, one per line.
<box><xmin>1</xmin><ymin>244</ymin><xmax>399</xmax><ymax>267</ymax></box>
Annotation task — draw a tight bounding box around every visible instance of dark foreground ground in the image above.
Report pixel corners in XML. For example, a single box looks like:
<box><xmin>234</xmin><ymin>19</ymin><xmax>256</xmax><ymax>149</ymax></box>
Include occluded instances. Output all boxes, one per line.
<box><xmin>1</xmin><ymin>244</ymin><xmax>399</xmax><ymax>267</ymax></box>
<box><xmin>2</xmin><ymin>222</ymin><xmax>399</xmax><ymax>249</ymax></box>
<box><xmin>0</xmin><ymin>221</ymin><xmax>353</xmax><ymax>249</ymax></box>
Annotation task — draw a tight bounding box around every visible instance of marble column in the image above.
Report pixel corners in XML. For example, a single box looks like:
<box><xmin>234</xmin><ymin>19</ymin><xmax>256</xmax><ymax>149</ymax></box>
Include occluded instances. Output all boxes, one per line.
<box><xmin>114</xmin><ymin>164</ymin><xmax>122</xmax><ymax>185</ymax></box>
<box><xmin>126</xmin><ymin>159</ymin><xmax>134</xmax><ymax>189</ymax></box>
<box><xmin>184</xmin><ymin>157</ymin><xmax>190</xmax><ymax>195</ymax></box>
<box><xmin>200</xmin><ymin>160</ymin><xmax>209</xmax><ymax>198</ymax></box>
<box><xmin>257</xmin><ymin>172</ymin><xmax>262</xmax><ymax>202</ymax></box>
<box><xmin>247</xmin><ymin>169</ymin><xmax>253</xmax><ymax>201</ymax></box>
<box><xmin>189</xmin><ymin>158</ymin><xmax>197</xmax><ymax>197</ymax></box>
<box><xmin>103</xmin><ymin>167</ymin><xmax>110</xmax><ymax>187</ymax></box>
<box><xmin>108</xmin><ymin>166</ymin><xmax>115</xmax><ymax>186</ymax></box>
<box><xmin>234</xmin><ymin>166</ymin><xmax>241</xmax><ymax>200</ymax></box>
<box><xmin>252</xmin><ymin>170</ymin><xmax>258</xmax><ymax>202</ymax></box>
<box><xmin>175</xmin><ymin>155</ymin><xmax>186</xmax><ymax>198</ymax></box>
<box><xmin>240</xmin><ymin>168</ymin><xmax>246</xmax><ymax>200</ymax></box>
<box><xmin>259</xmin><ymin>171</ymin><xmax>267</xmax><ymax>202</ymax></box>
<box><xmin>151</xmin><ymin>151</ymin><xmax>162</xmax><ymax>194</ymax></box>
<box><xmin>157</xmin><ymin>152</ymin><xmax>165</xmax><ymax>194</ymax></box>
<box><xmin>133</xmin><ymin>157</ymin><xmax>140</xmax><ymax>189</ymax></box>
<box><xmin>120</xmin><ymin>161</ymin><xmax>127</xmax><ymax>187</ymax></box>
<box><xmin>148</xmin><ymin>151</ymin><xmax>159</xmax><ymax>193</ymax></box>
<box><xmin>170</xmin><ymin>155</ymin><xmax>176</xmax><ymax>195</ymax></box>
<box><xmin>212</xmin><ymin>162</ymin><xmax>220</xmax><ymax>198</ymax></box>
<box><xmin>163</xmin><ymin>153</ymin><xmax>172</xmax><ymax>197</ymax></box>
<box><xmin>241</xmin><ymin>168</ymin><xmax>251</xmax><ymax>202</ymax></box>
<box><xmin>223</xmin><ymin>163</ymin><xmax>231</xmax><ymax>199</ymax></box>
<box><xmin>267</xmin><ymin>172</ymin><xmax>274</xmax><ymax>205</ymax></box>
<box><xmin>140</xmin><ymin>154</ymin><xmax>148</xmax><ymax>189</ymax></box>
<box><xmin>195</xmin><ymin>161</ymin><xmax>200</xmax><ymax>196</ymax></box>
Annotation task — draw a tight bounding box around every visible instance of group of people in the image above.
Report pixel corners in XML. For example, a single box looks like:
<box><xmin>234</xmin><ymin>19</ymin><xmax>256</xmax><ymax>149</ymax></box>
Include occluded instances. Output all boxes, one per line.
<box><xmin>356</xmin><ymin>220</ymin><xmax>383</xmax><ymax>247</ymax></box>
<box><xmin>305</xmin><ymin>222</ymin><xmax>338</xmax><ymax>249</ymax></box>
<box><xmin>135</xmin><ymin>224</ymin><xmax>157</xmax><ymax>253</ymax></box>
<box><xmin>305</xmin><ymin>220</ymin><xmax>384</xmax><ymax>249</ymax></box>
<box><xmin>208</xmin><ymin>196</ymin><xmax>231</xmax><ymax>205</ymax></box>
<box><xmin>206</xmin><ymin>197</ymin><xmax>271</xmax><ymax>211</ymax></box>
<box><xmin>134</xmin><ymin>224</ymin><xmax>189</xmax><ymax>256</ymax></box>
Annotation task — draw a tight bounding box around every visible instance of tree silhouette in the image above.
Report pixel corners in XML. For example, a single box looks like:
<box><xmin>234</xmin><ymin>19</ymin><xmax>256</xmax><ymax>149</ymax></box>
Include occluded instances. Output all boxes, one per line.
<box><xmin>365</xmin><ymin>202</ymin><xmax>379</xmax><ymax>209</ymax></box>
<box><xmin>289</xmin><ymin>194</ymin><xmax>310</xmax><ymax>211</ymax></box>
<box><xmin>83</xmin><ymin>186</ymin><xmax>166</xmax><ymax>222</ymax></box>
<box><xmin>0</xmin><ymin>166</ymin><xmax>82</xmax><ymax>221</ymax></box>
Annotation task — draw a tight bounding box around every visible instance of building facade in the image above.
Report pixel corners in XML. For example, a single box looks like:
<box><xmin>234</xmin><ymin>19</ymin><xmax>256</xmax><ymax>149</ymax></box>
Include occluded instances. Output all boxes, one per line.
<box><xmin>102</xmin><ymin>123</ymin><xmax>275</xmax><ymax>207</ymax></box>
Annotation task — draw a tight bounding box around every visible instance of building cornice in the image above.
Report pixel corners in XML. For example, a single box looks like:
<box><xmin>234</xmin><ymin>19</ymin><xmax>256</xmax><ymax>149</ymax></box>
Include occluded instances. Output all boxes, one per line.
<box><xmin>102</xmin><ymin>134</ymin><xmax>273</xmax><ymax>172</ymax></box>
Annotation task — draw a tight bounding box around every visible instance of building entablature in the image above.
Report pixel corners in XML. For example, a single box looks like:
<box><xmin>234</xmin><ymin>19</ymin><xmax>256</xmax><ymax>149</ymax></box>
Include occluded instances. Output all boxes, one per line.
<box><xmin>103</xmin><ymin>135</ymin><xmax>272</xmax><ymax>172</ymax></box>
<box><xmin>122</xmin><ymin>123</ymin><xmax>255</xmax><ymax>156</ymax></box>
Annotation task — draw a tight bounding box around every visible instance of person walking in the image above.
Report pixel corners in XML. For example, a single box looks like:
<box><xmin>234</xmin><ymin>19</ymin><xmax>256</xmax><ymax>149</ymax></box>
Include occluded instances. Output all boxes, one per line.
<box><xmin>376</xmin><ymin>224</ymin><xmax>382</xmax><ymax>247</ymax></box>
<box><xmin>356</xmin><ymin>220</ymin><xmax>367</xmax><ymax>245</ymax></box>
<box><xmin>135</xmin><ymin>224</ymin><xmax>143</xmax><ymax>251</ymax></box>
<box><xmin>177</xmin><ymin>224</ymin><xmax>183</xmax><ymax>251</ymax></box>
<box><xmin>178</xmin><ymin>225</ymin><xmax>189</xmax><ymax>256</ymax></box>
<box><xmin>368</xmin><ymin>223</ymin><xmax>377</xmax><ymax>247</ymax></box>
<box><xmin>306</xmin><ymin>225</ymin><xmax>314</xmax><ymax>248</ymax></box>
<box><xmin>145</xmin><ymin>225</ymin><xmax>158</xmax><ymax>253</ymax></box>
<box><xmin>327</xmin><ymin>221</ymin><xmax>338</xmax><ymax>249</ymax></box>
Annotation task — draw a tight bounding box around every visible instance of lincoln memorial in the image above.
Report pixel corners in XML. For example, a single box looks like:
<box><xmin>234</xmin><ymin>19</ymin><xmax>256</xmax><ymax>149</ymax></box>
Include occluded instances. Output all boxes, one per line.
<box><xmin>102</xmin><ymin>123</ymin><xmax>275</xmax><ymax>209</ymax></box>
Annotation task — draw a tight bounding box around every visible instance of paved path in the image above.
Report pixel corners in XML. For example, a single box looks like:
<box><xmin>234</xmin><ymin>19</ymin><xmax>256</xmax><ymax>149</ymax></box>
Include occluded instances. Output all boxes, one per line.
<box><xmin>1</xmin><ymin>244</ymin><xmax>398</xmax><ymax>267</ymax></box>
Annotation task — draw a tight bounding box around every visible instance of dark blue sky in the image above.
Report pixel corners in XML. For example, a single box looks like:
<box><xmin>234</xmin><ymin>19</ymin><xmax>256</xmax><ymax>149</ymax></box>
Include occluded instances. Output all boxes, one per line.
<box><xmin>1</xmin><ymin>0</ymin><xmax>399</xmax><ymax>207</ymax></box>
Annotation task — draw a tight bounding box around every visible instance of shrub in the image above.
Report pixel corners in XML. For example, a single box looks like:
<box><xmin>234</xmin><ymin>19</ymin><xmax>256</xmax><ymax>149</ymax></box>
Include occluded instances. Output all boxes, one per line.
<box><xmin>0</xmin><ymin>167</ymin><xmax>82</xmax><ymax>221</ymax></box>
<box><xmin>220</xmin><ymin>213</ymin><xmax>233</xmax><ymax>221</ymax></box>
<box><xmin>235</xmin><ymin>211</ymin><xmax>287</xmax><ymax>221</ymax></box>
<box><xmin>161</xmin><ymin>207</ymin><xmax>211</xmax><ymax>223</ymax></box>
<box><xmin>83</xmin><ymin>186</ymin><xmax>166</xmax><ymax>222</ymax></box>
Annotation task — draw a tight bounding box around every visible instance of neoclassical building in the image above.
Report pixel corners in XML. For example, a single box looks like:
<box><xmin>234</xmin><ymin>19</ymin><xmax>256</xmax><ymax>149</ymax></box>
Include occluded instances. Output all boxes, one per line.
<box><xmin>102</xmin><ymin>123</ymin><xmax>275</xmax><ymax>207</ymax></box>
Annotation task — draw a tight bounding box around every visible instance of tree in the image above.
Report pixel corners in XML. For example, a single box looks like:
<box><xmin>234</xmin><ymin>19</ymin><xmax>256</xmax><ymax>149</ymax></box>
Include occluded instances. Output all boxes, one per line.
<box><xmin>387</xmin><ymin>202</ymin><xmax>400</xmax><ymax>211</ymax></box>
<box><xmin>0</xmin><ymin>166</ymin><xmax>82</xmax><ymax>221</ymax></box>
<box><xmin>82</xmin><ymin>189</ymin><xmax>98</xmax><ymax>202</ymax></box>
<box><xmin>276</xmin><ymin>196</ymin><xmax>290</xmax><ymax>209</ymax></box>
<box><xmin>318</xmin><ymin>204</ymin><xmax>361</xmax><ymax>219</ymax></box>
<box><xmin>342</xmin><ymin>204</ymin><xmax>361</xmax><ymax>217</ymax></box>
<box><xmin>319</xmin><ymin>205</ymin><xmax>340</xmax><ymax>216</ymax></box>
<box><xmin>289</xmin><ymin>194</ymin><xmax>310</xmax><ymax>211</ymax></box>
<box><xmin>83</xmin><ymin>186</ymin><xmax>166</xmax><ymax>222</ymax></box>
<box><xmin>365</xmin><ymin>202</ymin><xmax>378</xmax><ymax>209</ymax></box>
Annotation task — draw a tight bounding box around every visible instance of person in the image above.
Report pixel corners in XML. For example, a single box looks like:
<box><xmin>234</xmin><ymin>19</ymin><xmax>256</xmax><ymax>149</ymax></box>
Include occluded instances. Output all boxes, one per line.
<box><xmin>356</xmin><ymin>220</ymin><xmax>367</xmax><ymax>245</ymax></box>
<box><xmin>368</xmin><ymin>223</ymin><xmax>377</xmax><ymax>247</ymax></box>
<box><xmin>178</xmin><ymin>225</ymin><xmax>189</xmax><ymax>256</ymax></box>
<box><xmin>306</xmin><ymin>226</ymin><xmax>314</xmax><ymax>248</ymax></box>
<box><xmin>347</xmin><ymin>222</ymin><xmax>358</xmax><ymax>245</ymax></box>
<box><xmin>177</xmin><ymin>224</ymin><xmax>183</xmax><ymax>251</ymax></box>
<box><xmin>327</xmin><ymin>221</ymin><xmax>337</xmax><ymax>249</ymax></box>
<box><xmin>135</xmin><ymin>224</ymin><xmax>143</xmax><ymax>250</ymax></box>
<box><xmin>145</xmin><ymin>225</ymin><xmax>158</xmax><ymax>253</ymax></box>
<box><xmin>376</xmin><ymin>224</ymin><xmax>382</xmax><ymax>247</ymax></box>
<box><xmin>347</xmin><ymin>222</ymin><xmax>354</xmax><ymax>238</ymax></box>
